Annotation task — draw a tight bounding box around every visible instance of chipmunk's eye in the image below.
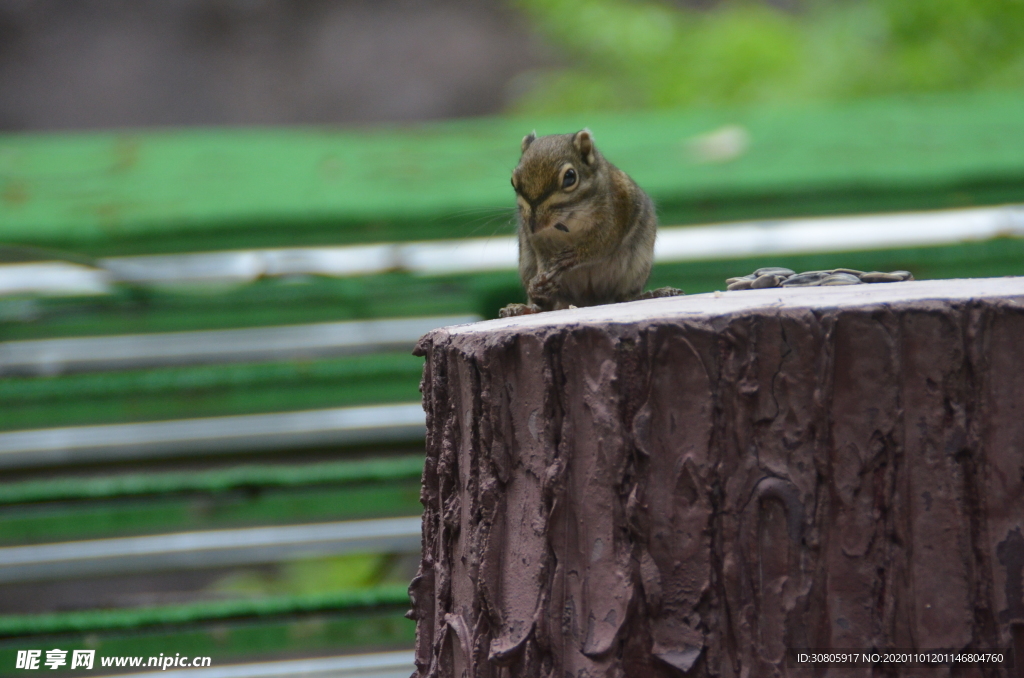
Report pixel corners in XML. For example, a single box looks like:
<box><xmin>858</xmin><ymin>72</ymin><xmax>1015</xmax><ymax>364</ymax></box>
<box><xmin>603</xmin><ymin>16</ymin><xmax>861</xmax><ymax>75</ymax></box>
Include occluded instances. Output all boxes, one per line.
<box><xmin>562</xmin><ymin>168</ymin><xmax>577</xmax><ymax>189</ymax></box>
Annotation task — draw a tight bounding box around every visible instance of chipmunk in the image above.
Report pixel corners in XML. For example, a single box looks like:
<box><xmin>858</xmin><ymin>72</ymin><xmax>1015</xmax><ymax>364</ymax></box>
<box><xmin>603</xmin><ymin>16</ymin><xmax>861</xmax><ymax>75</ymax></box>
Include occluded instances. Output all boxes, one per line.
<box><xmin>499</xmin><ymin>129</ymin><xmax>681</xmax><ymax>318</ymax></box>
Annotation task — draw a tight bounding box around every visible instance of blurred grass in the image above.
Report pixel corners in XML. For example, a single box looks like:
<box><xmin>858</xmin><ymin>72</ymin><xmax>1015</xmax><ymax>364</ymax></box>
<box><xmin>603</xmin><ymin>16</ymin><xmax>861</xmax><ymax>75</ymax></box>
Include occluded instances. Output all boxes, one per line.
<box><xmin>211</xmin><ymin>554</ymin><xmax>391</xmax><ymax>598</ymax></box>
<box><xmin>510</xmin><ymin>0</ymin><xmax>1024</xmax><ymax>114</ymax></box>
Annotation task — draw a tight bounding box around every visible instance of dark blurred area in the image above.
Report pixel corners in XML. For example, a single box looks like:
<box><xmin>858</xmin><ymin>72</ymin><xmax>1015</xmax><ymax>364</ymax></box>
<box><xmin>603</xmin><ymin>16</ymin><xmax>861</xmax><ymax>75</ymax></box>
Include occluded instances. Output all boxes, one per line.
<box><xmin>4</xmin><ymin>0</ymin><xmax>1023</xmax><ymax>131</ymax></box>
<box><xmin>0</xmin><ymin>0</ymin><xmax>555</xmax><ymax>131</ymax></box>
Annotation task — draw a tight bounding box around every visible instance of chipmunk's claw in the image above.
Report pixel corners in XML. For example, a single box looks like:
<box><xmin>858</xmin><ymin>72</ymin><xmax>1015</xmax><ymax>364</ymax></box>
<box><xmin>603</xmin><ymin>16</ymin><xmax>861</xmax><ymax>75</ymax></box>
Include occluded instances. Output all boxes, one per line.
<box><xmin>499</xmin><ymin>303</ymin><xmax>542</xmax><ymax>318</ymax></box>
<box><xmin>636</xmin><ymin>287</ymin><xmax>684</xmax><ymax>300</ymax></box>
<box><xmin>527</xmin><ymin>271</ymin><xmax>560</xmax><ymax>305</ymax></box>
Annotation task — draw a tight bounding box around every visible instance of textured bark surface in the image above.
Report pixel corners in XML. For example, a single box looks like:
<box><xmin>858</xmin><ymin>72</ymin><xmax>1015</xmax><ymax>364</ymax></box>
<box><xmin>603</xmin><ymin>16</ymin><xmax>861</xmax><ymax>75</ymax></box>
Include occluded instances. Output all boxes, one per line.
<box><xmin>410</xmin><ymin>278</ymin><xmax>1024</xmax><ymax>677</ymax></box>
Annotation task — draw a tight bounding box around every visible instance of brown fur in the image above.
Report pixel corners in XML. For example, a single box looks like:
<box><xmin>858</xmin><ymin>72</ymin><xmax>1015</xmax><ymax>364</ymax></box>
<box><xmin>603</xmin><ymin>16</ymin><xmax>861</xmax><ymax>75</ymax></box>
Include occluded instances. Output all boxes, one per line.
<box><xmin>501</xmin><ymin>129</ymin><xmax>660</xmax><ymax>316</ymax></box>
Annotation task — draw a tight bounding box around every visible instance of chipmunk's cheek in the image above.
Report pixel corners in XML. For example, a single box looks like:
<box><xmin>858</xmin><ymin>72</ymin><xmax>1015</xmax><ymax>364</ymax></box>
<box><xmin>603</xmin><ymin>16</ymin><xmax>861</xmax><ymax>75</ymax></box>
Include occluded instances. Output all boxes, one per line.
<box><xmin>554</xmin><ymin>212</ymin><xmax>583</xmax><ymax>234</ymax></box>
<box><xmin>534</xmin><ymin>211</ymin><xmax>578</xmax><ymax>236</ymax></box>
<box><xmin>533</xmin><ymin>216</ymin><xmax>562</xmax><ymax>235</ymax></box>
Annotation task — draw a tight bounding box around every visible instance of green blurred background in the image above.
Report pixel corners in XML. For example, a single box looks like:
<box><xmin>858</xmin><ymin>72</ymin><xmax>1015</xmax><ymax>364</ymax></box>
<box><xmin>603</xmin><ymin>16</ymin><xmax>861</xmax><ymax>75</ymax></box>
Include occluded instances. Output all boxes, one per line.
<box><xmin>513</xmin><ymin>0</ymin><xmax>1024</xmax><ymax>112</ymax></box>
<box><xmin>0</xmin><ymin>1</ymin><xmax>1022</xmax><ymax>675</ymax></box>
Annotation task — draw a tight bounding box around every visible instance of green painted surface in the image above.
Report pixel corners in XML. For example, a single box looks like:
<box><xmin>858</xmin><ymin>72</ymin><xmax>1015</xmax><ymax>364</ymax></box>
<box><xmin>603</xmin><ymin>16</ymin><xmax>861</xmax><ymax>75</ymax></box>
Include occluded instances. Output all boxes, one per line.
<box><xmin>2</xmin><ymin>92</ymin><xmax>1024</xmax><ymax>255</ymax></box>
<box><xmin>0</xmin><ymin>273</ymin><xmax>503</xmax><ymax>340</ymax></box>
<box><xmin>0</xmin><ymin>586</ymin><xmax>411</xmax><ymax>637</ymax></box>
<box><xmin>0</xmin><ymin>353</ymin><xmax>424</xmax><ymax>431</ymax></box>
<box><xmin>0</xmin><ymin>456</ymin><xmax>424</xmax><ymax>505</ymax></box>
<box><xmin>0</xmin><ymin>482</ymin><xmax>422</xmax><ymax>545</ymax></box>
<box><xmin>1</xmin><ymin>455</ymin><xmax>424</xmax><ymax>543</ymax></box>
<box><xmin>0</xmin><ymin>456</ymin><xmax>425</xmax><ymax>545</ymax></box>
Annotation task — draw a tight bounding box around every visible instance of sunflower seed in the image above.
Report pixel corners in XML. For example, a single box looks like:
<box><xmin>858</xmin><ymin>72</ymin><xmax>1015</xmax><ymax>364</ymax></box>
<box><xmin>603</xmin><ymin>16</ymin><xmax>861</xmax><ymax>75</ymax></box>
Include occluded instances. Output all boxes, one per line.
<box><xmin>751</xmin><ymin>273</ymin><xmax>786</xmax><ymax>289</ymax></box>
<box><xmin>753</xmin><ymin>267</ymin><xmax>795</xmax><ymax>278</ymax></box>
<box><xmin>859</xmin><ymin>271</ymin><xmax>904</xmax><ymax>283</ymax></box>
<box><xmin>820</xmin><ymin>272</ymin><xmax>862</xmax><ymax>285</ymax></box>
<box><xmin>780</xmin><ymin>270</ymin><xmax>830</xmax><ymax>287</ymax></box>
<box><xmin>727</xmin><ymin>267</ymin><xmax>914</xmax><ymax>290</ymax></box>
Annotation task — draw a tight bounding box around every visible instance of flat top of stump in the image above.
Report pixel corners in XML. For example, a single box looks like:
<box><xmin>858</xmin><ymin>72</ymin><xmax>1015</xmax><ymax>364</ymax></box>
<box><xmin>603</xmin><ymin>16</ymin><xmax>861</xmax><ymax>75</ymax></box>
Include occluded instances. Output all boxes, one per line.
<box><xmin>443</xmin><ymin>277</ymin><xmax>1024</xmax><ymax>336</ymax></box>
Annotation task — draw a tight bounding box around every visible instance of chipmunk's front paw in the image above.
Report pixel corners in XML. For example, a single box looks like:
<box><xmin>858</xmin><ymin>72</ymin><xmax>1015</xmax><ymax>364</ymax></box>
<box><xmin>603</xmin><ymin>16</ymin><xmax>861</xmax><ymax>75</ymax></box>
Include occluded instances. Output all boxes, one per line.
<box><xmin>527</xmin><ymin>271</ymin><xmax>560</xmax><ymax>304</ymax></box>
<box><xmin>636</xmin><ymin>287</ymin><xmax>684</xmax><ymax>300</ymax></box>
<box><xmin>499</xmin><ymin>303</ymin><xmax>542</xmax><ymax>318</ymax></box>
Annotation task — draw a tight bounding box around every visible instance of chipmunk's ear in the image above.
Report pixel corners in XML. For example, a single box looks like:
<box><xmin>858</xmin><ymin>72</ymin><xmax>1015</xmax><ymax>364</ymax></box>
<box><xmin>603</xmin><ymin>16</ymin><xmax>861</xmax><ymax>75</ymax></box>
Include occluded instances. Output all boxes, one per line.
<box><xmin>573</xmin><ymin>129</ymin><xmax>596</xmax><ymax>165</ymax></box>
<box><xmin>521</xmin><ymin>131</ymin><xmax>537</xmax><ymax>153</ymax></box>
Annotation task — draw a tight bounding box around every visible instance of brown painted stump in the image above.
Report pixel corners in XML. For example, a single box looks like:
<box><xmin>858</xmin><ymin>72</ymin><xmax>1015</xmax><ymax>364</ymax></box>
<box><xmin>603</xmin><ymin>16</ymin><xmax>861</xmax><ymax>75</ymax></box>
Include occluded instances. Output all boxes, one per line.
<box><xmin>410</xmin><ymin>278</ymin><xmax>1024</xmax><ymax>677</ymax></box>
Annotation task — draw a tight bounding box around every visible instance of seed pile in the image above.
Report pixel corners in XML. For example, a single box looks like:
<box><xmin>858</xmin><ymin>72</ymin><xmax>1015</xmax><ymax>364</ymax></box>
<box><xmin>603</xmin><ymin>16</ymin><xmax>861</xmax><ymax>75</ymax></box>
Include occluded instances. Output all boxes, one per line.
<box><xmin>726</xmin><ymin>267</ymin><xmax>913</xmax><ymax>291</ymax></box>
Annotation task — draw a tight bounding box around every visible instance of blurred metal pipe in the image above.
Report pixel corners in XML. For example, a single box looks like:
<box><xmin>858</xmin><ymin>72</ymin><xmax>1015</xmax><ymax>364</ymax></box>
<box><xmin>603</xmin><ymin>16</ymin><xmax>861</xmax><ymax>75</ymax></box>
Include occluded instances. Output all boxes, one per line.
<box><xmin>0</xmin><ymin>517</ymin><xmax>422</xmax><ymax>583</ymax></box>
<box><xmin>0</xmin><ymin>261</ymin><xmax>112</xmax><ymax>297</ymax></box>
<box><xmin>96</xmin><ymin>204</ymin><xmax>1024</xmax><ymax>281</ymax></box>
<box><xmin>98</xmin><ymin>651</ymin><xmax>415</xmax><ymax>678</ymax></box>
<box><xmin>0</xmin><ymin>403</ymin><xmax>426</xmax><ymax>470</ymax></box>
<box><xmin>100</xmin><ymin>245</ymin><xmax>405</xmax><ymax>284</ymax></box>
<box><xmin>98</xmin><ymin>241</ymin><xmax>519</xmax><ymax>283</ymax></box>
<box><xmin>5</xmin><ymin>206</ymin><xmax>1023</xmax><ymax>296</ymax></box>
<box><xmin>653</xmin><ymin>203</ymin><xmax>1024</xmax><ymax>262</ymax></box>
<box><xmin>0</xmin><ymin>315</ymin><xmax>478</xmax><ymax>376</ymax></box>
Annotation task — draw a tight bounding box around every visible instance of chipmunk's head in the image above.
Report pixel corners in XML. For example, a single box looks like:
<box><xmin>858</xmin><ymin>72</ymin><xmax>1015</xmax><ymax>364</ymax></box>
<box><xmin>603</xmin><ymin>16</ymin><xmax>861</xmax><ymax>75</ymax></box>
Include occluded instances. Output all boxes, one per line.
<box><xmin>511</xmin><ymin>129</ymin><xmax>603</xmax><ymax>237</ymax></box>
